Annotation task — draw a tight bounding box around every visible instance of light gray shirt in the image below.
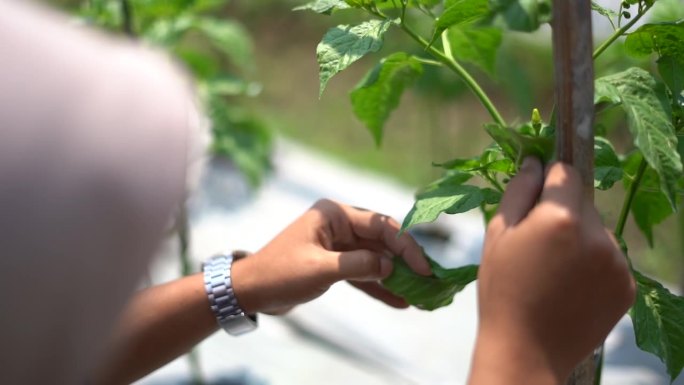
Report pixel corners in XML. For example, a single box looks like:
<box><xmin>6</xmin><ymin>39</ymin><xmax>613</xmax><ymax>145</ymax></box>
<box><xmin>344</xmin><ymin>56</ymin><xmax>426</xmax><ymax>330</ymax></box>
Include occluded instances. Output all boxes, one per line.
<box><xmin>0</xmin><ymin>1</ymin><xmax>199</xmax><ymax>383</ymax></box>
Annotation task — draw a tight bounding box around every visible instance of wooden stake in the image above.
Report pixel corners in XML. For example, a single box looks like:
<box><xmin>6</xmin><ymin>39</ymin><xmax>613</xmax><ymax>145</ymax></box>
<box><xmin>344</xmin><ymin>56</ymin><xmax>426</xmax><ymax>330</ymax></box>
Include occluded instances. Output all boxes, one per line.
<box><xmin>552</xmin><ymin>1</ymin><xmax>597</xmax><ymax>384</ymax></box>
<box><xmin>552</xmin><ymin>0</ymin><xmax>595</xmax><ymax>200</ymax></box>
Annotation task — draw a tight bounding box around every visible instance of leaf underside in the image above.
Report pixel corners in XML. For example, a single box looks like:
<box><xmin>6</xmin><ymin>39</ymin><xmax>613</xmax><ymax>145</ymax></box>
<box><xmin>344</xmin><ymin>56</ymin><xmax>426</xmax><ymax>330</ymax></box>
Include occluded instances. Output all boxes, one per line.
<box><xmin>595</xmin><ymin>67</ymin><xmax>683</xmax><ymax>210</ymax></box>
<box><xmin>383</xmin><ymin>257</ymin><xmax>478</xmax><ymax>311</ymax></box>
<box><xmin>631</xmin><ymin>271</ymin><xmax>684</xmax><ymax>382</ymax></box>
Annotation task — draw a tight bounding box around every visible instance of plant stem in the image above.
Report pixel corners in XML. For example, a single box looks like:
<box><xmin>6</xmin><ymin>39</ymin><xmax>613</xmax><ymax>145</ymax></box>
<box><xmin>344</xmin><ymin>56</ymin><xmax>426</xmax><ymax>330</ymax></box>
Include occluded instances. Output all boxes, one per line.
<box><xmin>413</xmin><ymin>57</ymin><xmax>444</xmax><ymax>67</ymax></box>
<box><xmin>440</xmin><ymin>30</ymin><xmax>455</xmax><ymax>62</ymax></box>
<box><xmin>400</xmin><ymin>23</ymin><xmax>507</xmax><ymax>127</ymax></box>
<box><xmin>483</xmin><ymin>171</ymin><xmax>505</xmax><ymax>193</ymax></box>
<box><xmin>120</xmin><ymin>0</ymin><xmax>134</xmax><ymax>37</ymax></box>
<box><xmin>593</xmin><ymin>4</ymin><xmax>651</xmax><ymax>60</ymax></box>
<box><xmin>594</xmin><ymin>348</ymin><xmax>604</xmax><ymax>385</ymax></box>
<box><xmin>178</xmin><ymin>206</ymin><xmax>206</xmax><ymax>385</ymax></box>
<box><xmin>596</xmin><ymin>158</ymin><xmax>648</xmax><ymax>385</ymax></box>
<box><xmin>615</xmin><ymin>157</ymin><xmax>648</xmax><ymax>238</ymax></box>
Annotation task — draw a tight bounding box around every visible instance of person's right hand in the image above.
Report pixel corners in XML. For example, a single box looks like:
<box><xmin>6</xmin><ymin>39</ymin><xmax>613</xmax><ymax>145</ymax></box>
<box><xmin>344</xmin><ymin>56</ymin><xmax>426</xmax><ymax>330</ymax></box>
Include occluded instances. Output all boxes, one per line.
<box><xmin>231</xmin><ymin>199</ymin><xmax>431</xmax><ymax>315</ymax></box>
<box><xmin>468</xmin><ymin>157</ymin><xmax>636</xmax><ymax>385</ymax></box>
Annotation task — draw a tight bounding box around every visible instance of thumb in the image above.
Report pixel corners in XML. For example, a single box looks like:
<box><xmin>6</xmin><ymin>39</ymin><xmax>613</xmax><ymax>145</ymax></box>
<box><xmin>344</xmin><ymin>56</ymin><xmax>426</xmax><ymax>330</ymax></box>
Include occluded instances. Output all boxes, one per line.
<box><xmin>488</xmin><ymin>156</ymin><xmax>544</xmax><ymax>238</ymax></box>
<box><xmin>326</xmin><ymin>250</ymin><xmax>393</xmax><ymax>282</ymax></box>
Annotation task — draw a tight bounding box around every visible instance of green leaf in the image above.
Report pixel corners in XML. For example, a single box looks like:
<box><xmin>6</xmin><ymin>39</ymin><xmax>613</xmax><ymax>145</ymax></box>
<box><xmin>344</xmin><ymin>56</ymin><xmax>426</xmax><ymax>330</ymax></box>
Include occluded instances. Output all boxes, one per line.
<box><xmin>625</xmin><ymin>21</ymin><xmax>684</xmax><ymax>60</ymax></box>
<box><xmin>132</xmin><ymin>0</ymin><xmax>194</xmax><ymax>20</ymax></box>
<box><xmin>402</xmin><ymin>184</ymin><xmax>483</xmax><ymax>231</ymax></box>
<box><xmin>433</xmin><ymin>0</ymin><xmax>490</xmax><ymax>39</ymax></box>
<box><xmin>481</xmin><ymin>187</ymin><xmax>502</xmax><ymax>204</ymax></box>
<box><xmin>489</xmin><ymin>0</ymin><xmax>552</xmax><ymax>32</ymax></box>
<box><xmin>434</xmin><ymin>157</ymin><xmax>514</xmax><ymax>175</ymax></box>
<box><xmin>350</xmin><ymin>53</ymin><xmax>423</xmax><ymax>146</ymax></box>
<box><xmin>650</xmin><ymin>0</ymin><xmax>684</xmax><ymax>23</ymax></box>
<box><xmin>193</xmin><ymin>18</ymin><xmax>254</xmax><ymax>71</ymax></box>
<box><xmin>419</xmin><ymin>170</ymin><xmax>474</xmax><ymax>194</ymax></box>
<box><xmin>484</xmin><ymin>123</ymin><xmax>555</xmax><ymax>165</ymax></box>
<box><xmin>317</xmin><ymin>20</ymin><xmax>393</xmax><ymax>97</ymax></box>
<box><xmin>382</xmin><ymin>257</ymin><xmax>478</xmax><ymax>311</ymax></box>
<box><xmin>418</xmin><ymin>0</ymin><xmax>442</xmax><ymax>7</ymax></box>
<box><xmin>658</xmin><ymin>55</ymin><xmax>684</xmax><ymax>107</ymax></box>
<box><xmin>208</xmin><ymin>97</ymin><xmax>273</xmax><ymax>187</ymax></box>
<box><xmin>591</xmin><ymin>1</ymin><xmax>618</xmax><ymax>19</ymax></box>
<box><xmin>143</xmin><ymin>16</ymin><xmax>194</xmax><ymax>46</ymax></box>
<box><xmin>594</xmin><ymin>137</ymin><xmax>623</xmax><ymax>190</ymax></box>
<box><xmin>175</xmin><ymin>47</ymin><xmax>220</xmax><ymax>79</ymax></box>
<box><xmin>294</xmin><ymin>0</ymin><xmax>351</xmax><ymax>14</ymax></box>
<box><xmin>480</xmin><ymin>203</ymin><xmax>498</xmax><ymax>224</ymax></box>
<box><xmin>448</xmin><ymin>26</ymin><xmax>502</xmax><ymax>76</ymax></box>
<box><xmin>623</xmin><ymin>153</ymin><xmax>675</xmax><ymax>247</ymax></box>
<box><xmin>204</xmin><ymin>75</ymin><xmax>262</xmax><ymax>97</ymax></box>
<box><xmin>433</xmin><ymin>157</ymin><xmax>482</xmax><ymax>171</ymax></box>
<box><xmin>595</xmin><ymin>67</ymin><xmax>683</xmax><ymax>210</ymax></box>
<box><xmin>344</xmin><ymin>0</ymin><xmax>374</xmax><ymax>7</ymax></box>
<box><xmin>190</xmin><ymin>0</ymin><xmax>228</xmax><ymax>12</ymax></box>
<box><xmin>485</xmin><ymin>159</ymin><xmax>516</xmax><ymax>174</ymax></box>
<box><xmin>630</xmin><ymin>270</ymin><xmax>684</xmax><ymax>382</ymax></box>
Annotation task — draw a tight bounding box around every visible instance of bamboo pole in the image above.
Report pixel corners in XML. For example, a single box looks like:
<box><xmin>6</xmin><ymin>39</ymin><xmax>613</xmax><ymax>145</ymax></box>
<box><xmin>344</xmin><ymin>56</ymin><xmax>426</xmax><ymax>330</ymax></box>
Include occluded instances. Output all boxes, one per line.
<box><xmin>551</xmin><ymin>0</ymin><xmax>597</xmax><ymax>384</ymax></box>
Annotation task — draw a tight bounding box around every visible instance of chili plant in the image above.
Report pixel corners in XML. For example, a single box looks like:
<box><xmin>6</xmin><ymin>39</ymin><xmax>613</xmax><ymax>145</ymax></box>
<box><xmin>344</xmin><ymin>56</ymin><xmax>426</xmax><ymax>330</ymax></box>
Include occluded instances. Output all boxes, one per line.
<box><xmin>296</xmin><ymin>0</ymin><xmax>684</xmax><ymax>381</ymax></box>
<box><xmin>79</xmin><ymin>0</ymin><xmax>273</xmax><ymax>186</ymax></box>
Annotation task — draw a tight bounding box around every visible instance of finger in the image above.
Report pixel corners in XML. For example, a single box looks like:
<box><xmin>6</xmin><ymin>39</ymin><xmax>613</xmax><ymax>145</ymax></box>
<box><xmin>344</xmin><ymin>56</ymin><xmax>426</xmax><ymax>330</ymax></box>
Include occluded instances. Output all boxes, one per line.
<box><xmin>324</xmin><ymin>249</ymin><xmax>393</xmax><ymax>282</ymax></box>
<box><xmin>315</xmin><ymin>200</ymin><xmax>431</xmax><ymax>276</ymax></box>
<box><xmin>348</xmin><ymin>281</ymin><xmax>409</xmax><ymax>308</ymax></box>
<box><xmin>488</xmin><ymin>157</ymin><xmax>544</xmax><ymax>238</ymax></box>
<box><xmin>538</xmin><ymin>162</ymin><xmax>584</xmax><ymax>214</ymax></box>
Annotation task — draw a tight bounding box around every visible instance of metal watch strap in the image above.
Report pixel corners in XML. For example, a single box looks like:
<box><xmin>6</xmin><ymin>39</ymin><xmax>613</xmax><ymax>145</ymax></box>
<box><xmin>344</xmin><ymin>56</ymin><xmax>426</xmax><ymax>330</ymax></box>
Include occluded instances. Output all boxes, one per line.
<box><xmin>202</xmin><ymin>252</ymin><xmax>257</xmax><ymax>336</ymax></box>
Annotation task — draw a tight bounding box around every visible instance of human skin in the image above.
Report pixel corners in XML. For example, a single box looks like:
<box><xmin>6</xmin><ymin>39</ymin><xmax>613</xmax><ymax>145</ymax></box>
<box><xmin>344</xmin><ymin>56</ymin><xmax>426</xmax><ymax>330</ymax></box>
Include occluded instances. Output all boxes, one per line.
<box><xmin>468</xmin><ymin>158</ymin><xmax>636</xmax><ymax>385</ymax></box>
<box><xmin>93</xmin><ymin>200</ymin><xmax>431</xmax><ymax>384</ymax></box>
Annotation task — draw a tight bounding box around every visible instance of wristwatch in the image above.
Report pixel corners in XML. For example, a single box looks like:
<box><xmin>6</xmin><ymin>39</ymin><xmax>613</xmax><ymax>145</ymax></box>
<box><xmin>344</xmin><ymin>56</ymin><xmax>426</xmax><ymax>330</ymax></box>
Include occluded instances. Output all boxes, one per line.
<box><xmin>202</xmin><ymin>251</ymin><xmax>258</xmax><ymax>336</ymax></box>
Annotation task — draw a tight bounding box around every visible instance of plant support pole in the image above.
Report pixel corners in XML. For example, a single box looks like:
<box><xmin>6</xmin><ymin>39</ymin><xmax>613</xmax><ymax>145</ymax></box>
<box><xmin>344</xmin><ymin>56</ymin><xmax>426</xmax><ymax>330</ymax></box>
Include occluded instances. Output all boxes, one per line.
<box><xmin>552</xmin><ymin>0</ymin><xmax>596</xmax><ymax>384</ymax></box>
<box><xmin>552</xmin><ymin>0</ymin><xmax>595</xmax><ymax>200</ymax></box>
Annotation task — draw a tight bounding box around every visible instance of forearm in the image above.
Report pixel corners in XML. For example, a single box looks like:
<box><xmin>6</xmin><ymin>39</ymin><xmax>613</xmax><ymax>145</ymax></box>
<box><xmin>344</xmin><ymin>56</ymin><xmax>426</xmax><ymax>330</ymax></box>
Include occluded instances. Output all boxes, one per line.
<box><xmin>93</xmin><ymin>274</ymin><xmax>218</xmax><ymax>385</ymax></box>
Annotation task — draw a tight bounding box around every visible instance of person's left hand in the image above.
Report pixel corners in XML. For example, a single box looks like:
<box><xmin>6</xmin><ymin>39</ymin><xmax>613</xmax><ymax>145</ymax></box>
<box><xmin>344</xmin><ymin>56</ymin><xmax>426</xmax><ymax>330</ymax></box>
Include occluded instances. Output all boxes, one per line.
<box><xmin>231</xmin><ymin>199</ymin><xmax>432</xmax><ymax>315</ymax></box>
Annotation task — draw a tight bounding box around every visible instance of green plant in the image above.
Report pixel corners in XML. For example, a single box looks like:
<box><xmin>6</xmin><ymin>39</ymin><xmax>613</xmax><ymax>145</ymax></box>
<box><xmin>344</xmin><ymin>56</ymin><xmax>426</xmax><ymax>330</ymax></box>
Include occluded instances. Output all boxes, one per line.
<box><xmin>297</xmin><ymin>0</ymin><xmax>684</xmax><ymax>381</ymax></box>
<box><xmin>79</xmin><ymin>0</ymin><xmax>273</xmax><ymax>186</ymax></box>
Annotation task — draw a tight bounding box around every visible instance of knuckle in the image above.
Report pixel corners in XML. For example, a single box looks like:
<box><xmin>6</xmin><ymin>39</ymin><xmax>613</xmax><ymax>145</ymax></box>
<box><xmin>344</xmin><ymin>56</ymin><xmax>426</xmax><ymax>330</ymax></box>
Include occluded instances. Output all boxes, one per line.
<box><xmin>547</xmin><ymin>207</ymin><xmax>580</xmax><ymax>234</ymax></box>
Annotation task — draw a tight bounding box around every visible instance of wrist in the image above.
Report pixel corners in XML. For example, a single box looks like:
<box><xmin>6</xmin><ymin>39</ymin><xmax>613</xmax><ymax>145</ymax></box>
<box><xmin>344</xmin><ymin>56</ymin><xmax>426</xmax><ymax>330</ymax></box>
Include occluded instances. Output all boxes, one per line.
<box><xmin>468</xmin><ymin>329</ymin><xmax>563</xmax><ymax>385</ymax></box>
<box><xmin>230</xmin><ymin>256</ymin><xmax>261</xmax><ymax>314</ymax></box>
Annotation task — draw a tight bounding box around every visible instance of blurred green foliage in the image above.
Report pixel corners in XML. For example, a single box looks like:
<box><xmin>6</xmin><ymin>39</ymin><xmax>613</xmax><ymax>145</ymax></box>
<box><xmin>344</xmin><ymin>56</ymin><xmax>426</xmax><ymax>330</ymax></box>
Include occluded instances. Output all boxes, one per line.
<box><xmin>74</xmin><ymin>0</ymin><xmax>274</xmax><ymax>186</ymax></box>
<box><xmin>48</xmin><ymin>0</ymin><xmax>682</xmax><ymax>292</ymax></box>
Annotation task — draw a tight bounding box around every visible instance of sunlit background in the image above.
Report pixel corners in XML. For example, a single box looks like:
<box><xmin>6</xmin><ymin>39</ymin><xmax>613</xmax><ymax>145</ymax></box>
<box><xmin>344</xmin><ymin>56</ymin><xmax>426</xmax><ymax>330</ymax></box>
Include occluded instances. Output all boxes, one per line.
<box><xmin>36</xmin><ymin>0</ymin><xmax>684</xmax><ymax>383</ymax></box>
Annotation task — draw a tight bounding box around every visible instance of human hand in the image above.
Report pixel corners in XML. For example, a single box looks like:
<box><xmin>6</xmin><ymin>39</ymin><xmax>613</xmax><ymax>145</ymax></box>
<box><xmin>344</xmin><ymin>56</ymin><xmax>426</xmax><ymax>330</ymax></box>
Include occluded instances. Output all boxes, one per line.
<box><xmin>468</xmin><ymin>158</ymin><xmax>636</xmax><ymax>384</ymax></box>
<box><xmin>231</xmin><ymin>199</ymin><xmax>432</xmax><ymax>315</ymax></box>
